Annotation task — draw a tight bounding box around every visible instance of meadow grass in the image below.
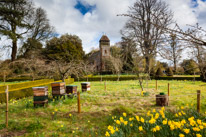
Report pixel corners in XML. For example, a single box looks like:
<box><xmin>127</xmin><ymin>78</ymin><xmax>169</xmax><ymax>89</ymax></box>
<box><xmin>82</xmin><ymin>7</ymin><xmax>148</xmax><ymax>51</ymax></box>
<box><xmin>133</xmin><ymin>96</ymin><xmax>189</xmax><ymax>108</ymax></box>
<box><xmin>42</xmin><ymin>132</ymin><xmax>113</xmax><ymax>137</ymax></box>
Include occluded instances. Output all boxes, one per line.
<box><xmin>0</xmin><ymin>80</ymin><xmax>205</xmax><ymax>136</ymax></box>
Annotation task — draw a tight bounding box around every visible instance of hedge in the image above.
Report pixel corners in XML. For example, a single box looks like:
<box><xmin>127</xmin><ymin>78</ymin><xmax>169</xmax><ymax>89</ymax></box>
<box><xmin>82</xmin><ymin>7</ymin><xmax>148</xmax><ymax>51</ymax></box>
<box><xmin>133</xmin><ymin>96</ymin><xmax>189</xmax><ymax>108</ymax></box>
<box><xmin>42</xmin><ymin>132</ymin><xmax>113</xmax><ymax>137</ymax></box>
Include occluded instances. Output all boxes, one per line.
<box><xmin>0</xmin><ymin>78</ymin><xmax>74</xmax><ymax>103</ymax></box>
<box><xmin>75</xmin><ymin>76</ymin><xmax>201</xmax><ymax>81</ymax></box>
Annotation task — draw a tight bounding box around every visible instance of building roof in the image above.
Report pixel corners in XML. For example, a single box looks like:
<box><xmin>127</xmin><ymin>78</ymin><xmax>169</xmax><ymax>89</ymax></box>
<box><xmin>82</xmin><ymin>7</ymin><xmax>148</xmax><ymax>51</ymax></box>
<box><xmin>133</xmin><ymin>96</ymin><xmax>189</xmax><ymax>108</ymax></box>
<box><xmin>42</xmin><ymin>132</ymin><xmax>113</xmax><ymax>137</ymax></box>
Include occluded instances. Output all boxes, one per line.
<box><xmin>99</xmin><ymin>35</ymin><xmax>110</xmax><ymax>42</ymax></box>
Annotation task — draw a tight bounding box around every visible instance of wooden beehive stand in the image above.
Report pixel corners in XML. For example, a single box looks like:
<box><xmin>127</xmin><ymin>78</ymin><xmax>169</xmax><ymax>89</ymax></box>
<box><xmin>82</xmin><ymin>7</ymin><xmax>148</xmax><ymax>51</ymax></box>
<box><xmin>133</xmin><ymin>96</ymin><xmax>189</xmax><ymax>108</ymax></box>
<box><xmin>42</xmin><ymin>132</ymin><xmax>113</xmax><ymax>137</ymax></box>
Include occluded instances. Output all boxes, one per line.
<box><xmin>33</xmin><ymin>87</ymin><xmax>48</xmax><ymax>107</ymax></box>
<box><xmin>51</xmin><ymin>82</ymin><xmax>66</xmax><ymax>99</ymax></box>
<box><xmin>81</xmin><ymin>82</ymin><xmax>90</xmax><ymax>92</ymax></box>
<box><xmin>66</xmin><ymin>85</ymin><xmax>77</xmax><ymax>96</ymax></box>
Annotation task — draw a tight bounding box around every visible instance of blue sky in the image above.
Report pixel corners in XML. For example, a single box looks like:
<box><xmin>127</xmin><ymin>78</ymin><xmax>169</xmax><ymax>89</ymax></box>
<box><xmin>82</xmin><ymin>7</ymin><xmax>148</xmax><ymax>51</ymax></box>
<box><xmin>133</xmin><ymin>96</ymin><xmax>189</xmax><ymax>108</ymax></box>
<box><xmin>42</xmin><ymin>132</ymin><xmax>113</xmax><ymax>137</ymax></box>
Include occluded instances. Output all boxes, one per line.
<box><xmin>74</xmin><ymin>1</ymin><xmax>96</xmax><ymax>15</ymax></box>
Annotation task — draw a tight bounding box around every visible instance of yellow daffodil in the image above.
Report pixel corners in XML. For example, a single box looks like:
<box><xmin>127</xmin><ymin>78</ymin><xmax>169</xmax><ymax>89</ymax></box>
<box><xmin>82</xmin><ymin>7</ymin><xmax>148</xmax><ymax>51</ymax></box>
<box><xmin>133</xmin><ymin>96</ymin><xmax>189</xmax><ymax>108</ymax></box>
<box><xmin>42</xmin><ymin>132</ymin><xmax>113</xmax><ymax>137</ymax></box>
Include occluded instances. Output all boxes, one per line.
<box><xmin>136</xmin><ymin>116</ymin><xmax>140</xmax><ymax>121</ymax></box>
<box><xmin>141</xmin><ymin>91</ymin><xmax>145</xmax><ymax>96</ymax></box>
<box><xmin>181</xmin><ymin>120</ymin><xmax>186</xmax><ymax>125</ymax></box>
<box><xmin>110</xmin><ymin>129</ymin><xmax>115</xmax><ymax>134</ymax></box>
<box><xmin>155</xmin><ymin>113</ymin><xmax>159</xmax><ymax>119</ymax></box>
<box><xmin>179</xmin><ymin>134</ymin><xmax>185</xmax><ymax>137</ymax></box>
<box><xmin>183</xmin><ymin>129</ymin><xmax>190</xmax><ymax>134</ymax></box>
<box><xmin>170</xmin><ymin>124</ymin><xmax>175</xmax><ymax>130</ymax></box>
<box><xmin>199</xmin><ymin>125</ymin><xmax>203</xmax><ymax>130</ymax></box>
<box><xmin>152</xmin><ymin>128</ymin><xmax>157</xmax><ymax>132</ymax></box>
<box><xmin>108</xmin><ymin>125</ymin><xmax>113</xmax><ymax>130</ymax></box>
<box><xmin>152</xmin><ymin>109</ymin><xmax>156</xmax><ymax>113</ymax></box>
<box><xmin>139</xmin><ymin>126</ymin><xmax>143</xmax><ymax>131</ymax></box>
<box><xmin>155</xmin><ymin>125</ymin><xmax>160</xmax><ymax>131</ymax></box>
<box><xmin>147</xmin><ymin>111</ymin><xmax>151</xmax><ymax>116</ymax></box>
<box><xmin>130</xmin><ymin>124</ymin><xmax>133</xmax><ymax>127</ymax></box>
<box><xmin>140</xmin><ymin>117</ymin><xmax>144</xmax><ymax>123</ymax></box>
<box><xmin>196</xmin><ymin>134</ymin><xmax>202</xmax><ymax>137</ymax></box>
<box><xmin>116</xmin><ymin>120</ymin><xmax>120</xmax><ymax>125</ymax></box>
<box><xmin>105</xmin><ymin>131</ymin><xmax>110</xmax><ymax>137</ymax></box>
<box><xmin>123</xmin><ymin>112</ymin><xmax>127</xmax><ymax>117</ymax></box>
<box><xmin>120</xmin><ymin>117</ymin><xmax>124</xmax><ymax>123</ymax></box>
<box><xmin>149</xmin><ymin>117</ymin><xmax>156</xmax><ymax>124</ymax></box>
<box><xmin>193</xmin><ymin>127</ymin><xmax>200</xmax><ymax>132</ymax></box>
<box><xmin>115</xmin><ymin>127</ymin><xmax>119</xmax><ymax>131</ymax></box>
<box><xmin>197</xmin><ymin>119</ymin><xmax>202</xmax><ymax>125</ymax></box>
<box><xmin>175</xmin><ymin>114</ymin><xmax>178</xmax><ymax>117</ymax></box>
<box><xmin>129</xmin><ymin>117</ymin><xmax>133</xmax><ymax>121</ymax></box>
<box><xmin>124</xmin><ymin>121</ymin><xmax>128</xmax><ymax>125</ymax></box>
<box><xmin>163</xmin><ymin>119</ymin><xmax>167</xmax><ymax>125</ymax></box>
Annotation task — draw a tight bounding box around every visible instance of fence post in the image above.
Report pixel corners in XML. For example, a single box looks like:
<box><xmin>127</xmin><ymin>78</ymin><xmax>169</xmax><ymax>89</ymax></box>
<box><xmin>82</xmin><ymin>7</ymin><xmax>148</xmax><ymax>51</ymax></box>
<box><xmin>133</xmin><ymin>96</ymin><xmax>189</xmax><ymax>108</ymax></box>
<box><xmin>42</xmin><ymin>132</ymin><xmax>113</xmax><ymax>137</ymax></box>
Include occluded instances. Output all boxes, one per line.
<box><xmin>104</xmin><ymin>81</ymin><xmax>106</xmax><ymax>92</ymax></box>
<box><xmin>197</xmin><ymin>90</ymin><xmax>201</xmax><ymax>113</ymax></box>
<box><xmin>77</xmin><ymin>92</ymin><xmax>81</xmax><ymax>113</ymax></box>
<box><xmin>155</xmin><ymin>80</ymin><xmax>157</xmax><ymax>91</ymax></box>
<box><xmin>168</xmin><ymin>83</ymin><xmax>170</xmax><ymax>106</ymax></box>
<box><xmin>5</xmin><ymin>85</ymin><xmax>9</xmax><ymax>128</ymax></box>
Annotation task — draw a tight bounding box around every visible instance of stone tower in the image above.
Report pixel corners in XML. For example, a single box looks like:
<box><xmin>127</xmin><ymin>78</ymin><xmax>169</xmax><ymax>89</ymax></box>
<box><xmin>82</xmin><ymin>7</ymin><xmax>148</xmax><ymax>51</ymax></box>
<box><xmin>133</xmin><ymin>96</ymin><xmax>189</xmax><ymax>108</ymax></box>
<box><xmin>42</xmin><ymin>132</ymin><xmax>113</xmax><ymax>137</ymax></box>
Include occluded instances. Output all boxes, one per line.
<box><xmin>99</xmin><ymin>35</ymin><xmax>110</xmax><ymax>71</ymax></box>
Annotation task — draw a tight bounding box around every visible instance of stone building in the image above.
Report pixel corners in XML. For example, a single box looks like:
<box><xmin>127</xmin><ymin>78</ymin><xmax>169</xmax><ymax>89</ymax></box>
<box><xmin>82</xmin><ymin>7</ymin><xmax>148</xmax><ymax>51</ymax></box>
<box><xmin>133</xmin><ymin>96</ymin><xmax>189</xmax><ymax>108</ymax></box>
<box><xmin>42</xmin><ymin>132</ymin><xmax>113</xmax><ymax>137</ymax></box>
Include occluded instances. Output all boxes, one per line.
<box><xmin>89</xmin><ymin>35</ymin><xmax>111</xmax><ymax>72</ymax></box>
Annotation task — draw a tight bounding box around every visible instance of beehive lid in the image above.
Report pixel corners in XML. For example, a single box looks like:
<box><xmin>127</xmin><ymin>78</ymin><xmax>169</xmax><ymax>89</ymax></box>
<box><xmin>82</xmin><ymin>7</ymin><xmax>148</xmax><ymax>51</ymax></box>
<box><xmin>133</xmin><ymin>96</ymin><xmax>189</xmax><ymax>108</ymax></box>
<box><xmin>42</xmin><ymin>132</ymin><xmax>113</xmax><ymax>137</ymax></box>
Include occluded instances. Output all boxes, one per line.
<box><xmin>32</xmin><ymin>87</ymin><xmax>48</xmax><ymax>90</ymax></box>
<box><xmin>81</xmin><ymin>82</ymin><xmax>90</xmax><ymax>85</ymax></box>
<box><xmin>51</xmin><ymin>82</ymin><xmax>65</xmax><ymax>87</ymax></box>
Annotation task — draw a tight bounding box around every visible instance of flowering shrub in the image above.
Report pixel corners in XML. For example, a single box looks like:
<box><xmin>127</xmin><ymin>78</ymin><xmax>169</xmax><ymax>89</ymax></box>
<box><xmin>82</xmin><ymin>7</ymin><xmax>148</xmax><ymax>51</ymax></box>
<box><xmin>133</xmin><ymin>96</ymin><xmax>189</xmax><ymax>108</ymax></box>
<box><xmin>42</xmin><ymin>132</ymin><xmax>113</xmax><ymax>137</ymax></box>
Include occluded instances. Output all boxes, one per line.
<box><xmin>105</xmin><ymin>106</ymin><xmax>206</xmax><ymax>137</ymax></box>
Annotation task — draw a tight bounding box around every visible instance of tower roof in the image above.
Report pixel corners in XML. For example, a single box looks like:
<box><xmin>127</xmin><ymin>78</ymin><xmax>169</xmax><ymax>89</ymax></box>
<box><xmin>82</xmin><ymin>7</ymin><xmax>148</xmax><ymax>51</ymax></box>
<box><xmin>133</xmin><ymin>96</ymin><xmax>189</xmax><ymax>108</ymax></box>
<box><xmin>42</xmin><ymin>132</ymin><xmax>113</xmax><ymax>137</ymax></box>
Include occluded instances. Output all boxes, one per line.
<box><xmin>99</xmin><ymin>35</ymin><xmax>110</xmax><ymax>42</ymax></box>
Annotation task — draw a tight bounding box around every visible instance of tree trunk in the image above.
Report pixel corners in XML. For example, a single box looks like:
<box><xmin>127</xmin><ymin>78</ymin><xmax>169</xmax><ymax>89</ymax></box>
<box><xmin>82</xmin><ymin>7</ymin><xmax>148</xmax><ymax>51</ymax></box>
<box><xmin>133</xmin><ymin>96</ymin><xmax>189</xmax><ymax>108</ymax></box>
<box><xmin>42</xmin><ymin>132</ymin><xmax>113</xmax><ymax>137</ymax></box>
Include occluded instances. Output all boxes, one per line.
<box><xmin>11</xmin><ymin>39</ymin><xmax>17</xmax><ymax>61</ymax></box>
<box><xmin>145</xmin><ymin>56</ymin><xmax>150</xmax><ymax>73</ymax></box>
<box><xmin>173</xmin><ymin>57</ymin><xmax>177</xmax><ymax>74</ymax></box>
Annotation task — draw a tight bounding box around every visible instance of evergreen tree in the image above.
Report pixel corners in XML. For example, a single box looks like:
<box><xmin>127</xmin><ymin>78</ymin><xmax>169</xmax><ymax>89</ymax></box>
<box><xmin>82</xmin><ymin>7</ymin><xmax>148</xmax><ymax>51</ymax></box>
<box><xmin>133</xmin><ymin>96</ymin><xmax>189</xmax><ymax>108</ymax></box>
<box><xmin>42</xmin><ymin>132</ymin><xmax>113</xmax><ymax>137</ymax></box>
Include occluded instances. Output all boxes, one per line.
<box><xmin>44</xmin><ymin>34</ymin><xmax>85</xmax><ymax>62</ymax></box>
<box><xmin>0</xmin><ymin>0</ymin><xmax>34</xmax><ymax>61</ymax></box>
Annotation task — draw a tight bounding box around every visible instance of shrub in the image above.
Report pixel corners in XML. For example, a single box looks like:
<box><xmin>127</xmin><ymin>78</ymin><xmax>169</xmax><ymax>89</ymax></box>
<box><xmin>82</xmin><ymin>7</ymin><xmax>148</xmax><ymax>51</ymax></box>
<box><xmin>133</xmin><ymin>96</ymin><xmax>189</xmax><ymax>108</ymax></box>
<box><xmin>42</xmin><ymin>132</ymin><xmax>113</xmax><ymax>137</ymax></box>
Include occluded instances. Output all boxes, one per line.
<box><xmin>166</xmin><ymin>67</ymin><xmax>173</xmax><ymax>76</ymax></box>
<box><xmin>155</xmin><ymin>67</ymin><xmax>164</xmax><ymax>77</ymax></box>
<box><xmin>150</xmin><ymin>68</ymin><xmax>156</xmax><ymax>77</ymax></box>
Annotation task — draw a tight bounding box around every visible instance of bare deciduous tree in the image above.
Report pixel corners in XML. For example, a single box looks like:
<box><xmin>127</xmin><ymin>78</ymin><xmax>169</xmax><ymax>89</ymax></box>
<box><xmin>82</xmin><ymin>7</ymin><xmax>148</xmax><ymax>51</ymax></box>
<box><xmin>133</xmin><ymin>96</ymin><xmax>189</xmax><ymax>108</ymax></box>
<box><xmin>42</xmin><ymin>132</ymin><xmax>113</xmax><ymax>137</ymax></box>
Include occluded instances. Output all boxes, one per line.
<box><xmin>30</xmin><ymin>7</ymin><xmax>54</xmax><ymax>41</ymax></box>
<box><xmin>159</xmin><ymin>33</ymin><xmax>183</xmax><ymax>73</ymax></box>
<box><xmin>104</xmin><ymin>56</ymin><xmax>123</xmax><ymax>81</ymax></box>
<box><xmin>49</xmin><ymin>60</ymin><xmax>94</xmax><ymax>82</ymax></box>
<box><xmin>119</xmin><ymin>0</ymin><xmax>173</xmax><ymax>73</ymax></box>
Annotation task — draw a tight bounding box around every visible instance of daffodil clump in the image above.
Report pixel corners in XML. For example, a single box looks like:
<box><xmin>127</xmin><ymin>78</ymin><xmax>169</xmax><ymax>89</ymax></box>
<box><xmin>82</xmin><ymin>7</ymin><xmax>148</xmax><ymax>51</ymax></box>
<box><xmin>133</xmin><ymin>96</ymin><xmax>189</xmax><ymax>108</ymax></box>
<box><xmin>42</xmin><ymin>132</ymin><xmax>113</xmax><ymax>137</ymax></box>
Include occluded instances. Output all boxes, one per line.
<box><xmin>105</xmin><ymin>107</ymin><xmax>206</xmax><ymax>137</ymax></box>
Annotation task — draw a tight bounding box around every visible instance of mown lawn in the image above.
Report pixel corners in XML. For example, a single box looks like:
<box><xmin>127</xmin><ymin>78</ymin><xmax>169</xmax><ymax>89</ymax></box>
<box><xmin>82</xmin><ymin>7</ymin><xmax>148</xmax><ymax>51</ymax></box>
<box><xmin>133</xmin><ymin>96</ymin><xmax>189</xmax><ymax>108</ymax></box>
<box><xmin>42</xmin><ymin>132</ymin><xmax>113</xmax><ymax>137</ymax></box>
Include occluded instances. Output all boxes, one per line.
<box><xmin>0</xmin><ymin>80</ymin><xmax>205</xmax><ymax>136</ymax></box>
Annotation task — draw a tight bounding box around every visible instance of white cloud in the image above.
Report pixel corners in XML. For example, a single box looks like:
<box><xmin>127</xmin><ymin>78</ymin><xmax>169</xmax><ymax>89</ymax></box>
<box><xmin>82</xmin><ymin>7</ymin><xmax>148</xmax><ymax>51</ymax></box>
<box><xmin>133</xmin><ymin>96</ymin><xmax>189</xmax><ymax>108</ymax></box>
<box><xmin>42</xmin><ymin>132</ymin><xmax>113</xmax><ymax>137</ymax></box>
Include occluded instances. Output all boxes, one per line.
<box><xmin>164</xmin><ymin>0</ymin><xmax>198</xmax><ymax>28</ymax></box>
<box><xmin>1</xmin><ymin>0</ymin><xmax>206</xmax><ymax>60</ymax></box>
<box><xmin>34</xmin><ymin>0</ymin><xmax>135</xmax><ymax>53</ymax></box>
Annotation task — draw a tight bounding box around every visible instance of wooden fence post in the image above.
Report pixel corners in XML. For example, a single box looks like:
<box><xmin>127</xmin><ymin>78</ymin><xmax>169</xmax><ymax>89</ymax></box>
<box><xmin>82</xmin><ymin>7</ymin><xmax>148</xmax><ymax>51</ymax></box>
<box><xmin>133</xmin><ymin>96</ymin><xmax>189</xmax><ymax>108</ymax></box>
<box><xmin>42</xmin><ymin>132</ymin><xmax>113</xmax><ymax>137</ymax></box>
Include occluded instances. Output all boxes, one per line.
<box><xmin>168</xmin><ymin>83</ymin><xmax>170</xmax><ymax>106</ymax></box>
<box><xmin>77</xmin><ymin>92</ymin><xmax>81</xmax><ymax>113</ymax></box>
<box><xmin>155</xmin><ymin>80</ymin><xmax>157</xmax><ymax>91</ymax></box>
<box><xmin>5</xmin><ymin>85</ymin><xmax>9</xmax><ymax>128</ymax></box>
<box><xmin>197</xmin><ymin>90</ymin><xmax>201</xmax><ymax>113</ymax></box>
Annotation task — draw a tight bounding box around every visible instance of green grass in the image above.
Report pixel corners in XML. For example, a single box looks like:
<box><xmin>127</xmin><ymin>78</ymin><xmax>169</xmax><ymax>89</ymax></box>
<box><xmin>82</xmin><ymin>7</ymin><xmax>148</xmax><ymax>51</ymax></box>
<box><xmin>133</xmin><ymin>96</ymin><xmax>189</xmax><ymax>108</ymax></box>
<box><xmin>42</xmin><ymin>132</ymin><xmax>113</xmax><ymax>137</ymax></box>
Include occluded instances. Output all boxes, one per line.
<box><xmin>0</xmin><ymin>80</ymin><xmax>205</xmax><ymax>136</ymax></box>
